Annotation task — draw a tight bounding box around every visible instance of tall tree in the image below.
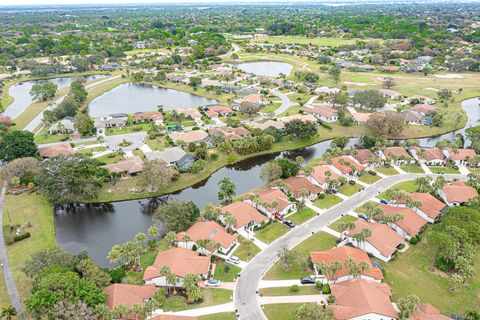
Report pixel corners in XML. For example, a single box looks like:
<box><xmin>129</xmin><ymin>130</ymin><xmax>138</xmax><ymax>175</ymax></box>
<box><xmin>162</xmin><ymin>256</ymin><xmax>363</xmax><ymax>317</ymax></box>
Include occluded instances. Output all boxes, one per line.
<box><xmin>0</xmin><ymin>131</ymin><xmax>39</xmax><ymax>162</ymax></box>
<box><xmin>154</xmin><ymin>200</ymin><xmax>200</xmax><ymax>232</ymax></box>
<box><xmin>137</xmin><ymin>159</ymin><xmax>176</xmax><ymax>192</ymax></box>
<box><xmin>217</xmin><ymin>177</ymin><xmax>236</xmax><ymax>203</ymax></box>
<box><xmin>397</xmin><ymin>294</ymin><xmax>420</xmax><ymax>320</ymax></box>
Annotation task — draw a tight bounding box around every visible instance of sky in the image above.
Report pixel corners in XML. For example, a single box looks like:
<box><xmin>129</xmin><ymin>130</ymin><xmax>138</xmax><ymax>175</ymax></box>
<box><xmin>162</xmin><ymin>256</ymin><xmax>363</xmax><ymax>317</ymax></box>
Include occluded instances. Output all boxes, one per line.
<box><xmin>1</xmin><ymin>0</ymin><xmax>476</xmax><ymax>6</ymax></box>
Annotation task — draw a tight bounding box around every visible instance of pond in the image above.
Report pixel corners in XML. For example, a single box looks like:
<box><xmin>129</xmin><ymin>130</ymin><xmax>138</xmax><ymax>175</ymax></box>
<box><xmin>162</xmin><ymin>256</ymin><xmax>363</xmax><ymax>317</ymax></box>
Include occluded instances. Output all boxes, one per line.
<box><xmin>54</xmin><ymin>98</ymin><xmax>479</xmax><ymax>267</ymax></box>
<box><xmin>4</xmin><ymin>74</ymin><xmax>106</xmax><ymax>119</ymax></box>
<box><xmin>88</xmin><ymin>83</ymin><xmax>218</xmax><ymax>118</ymax></box>
<box><xmin>236</xmin><ymin>61</ymin><xmax>293</xmax><ymax>77</ymax></box>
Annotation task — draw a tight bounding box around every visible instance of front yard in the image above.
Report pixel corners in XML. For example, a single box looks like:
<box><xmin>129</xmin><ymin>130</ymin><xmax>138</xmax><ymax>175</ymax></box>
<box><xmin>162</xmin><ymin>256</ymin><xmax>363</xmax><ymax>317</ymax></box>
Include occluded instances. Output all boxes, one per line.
<box><xmin>233</xmin><ymin>237</ymin><xmax>261</xmax><ymax>262</ymax></box>
<box><xmin>264</xmin><ymin>231</ymin><xmax>337</xmax><ymax>280</ymax></box>
<box><xmin>377</xmin><ymin>165</ymin><xmax>399</xmax><ymax>175</ymax></box>
<box><xmin>358</xmin><ymin>172</ymin><xmax>382</xmax><ymax>184</ymax></box>
<box><xmin>255</xmin><ymin>221</ymin><xmax>290</xmax><ymax>244</ymax></box>
<box><xmin>259</xmin><ymin>285</ymin><xmax>320</xmax><ymax>296</ymax></box>
<box><xmin>213</xmin><ymin>261</ymin><xmax>242</xmax><ymax>282</ymax></box>
<box><xmin>313</xmin><ymin>194</ymin><xmax>342</xmax><ymax>209</ymax></box>
<box><xmin>378</xmin><ymin>180</ymin><xmax>419</xmax><ymax>200</ymax></box>
<box><xmin>264</xmin><ymin>303</ymin><xmax>313</xmax><ymax>320</ymax></box>
<box><xmin>329</xmin><ymin>215</ymin><xmax>358</xmax><ymax>232</ymax></box>
<box><xmin>400</xmin><ymin>163</ymin><xmax>425</xmax><ymax>173</ymax></box>
<box><xmin>288</xmin><ymin>207</ymin><xmax>317</xmax><ymax>225</ymax></box>
<box><xmin>338</xmin><ymin>183</ymin><xmax>363</xmax><ymax>196</ymax></box>
<box><xmin>162</xmin><ymin>288</ymin><xmax>232</xmax><ymax>312</ymax></box>
<box><xmin>429</xmin><ymin>166</ymin><xmax>461</xmax><ymax>174</ymax></box>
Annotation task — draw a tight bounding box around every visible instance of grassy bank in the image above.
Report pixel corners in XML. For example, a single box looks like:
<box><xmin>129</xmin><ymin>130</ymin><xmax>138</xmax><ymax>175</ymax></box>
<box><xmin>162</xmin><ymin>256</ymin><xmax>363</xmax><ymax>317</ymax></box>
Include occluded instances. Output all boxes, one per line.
<box><xmin>252</xmin><ymin>36</ymin><xmax>383</xmax><ymax>47</ymax></box>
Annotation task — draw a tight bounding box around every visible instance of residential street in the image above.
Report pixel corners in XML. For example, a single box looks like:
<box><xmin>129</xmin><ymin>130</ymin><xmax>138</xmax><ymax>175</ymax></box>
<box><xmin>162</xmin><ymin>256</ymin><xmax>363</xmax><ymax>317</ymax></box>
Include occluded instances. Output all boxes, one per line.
<box><xmin>271</xmin><ymin>89</ymin><xmax>297</xmax><ymax>116</ymax></box>
<box><xmin>234</xmin><ymin>173</ymin><xmax>467</xmax><ymax>320</ymax></box>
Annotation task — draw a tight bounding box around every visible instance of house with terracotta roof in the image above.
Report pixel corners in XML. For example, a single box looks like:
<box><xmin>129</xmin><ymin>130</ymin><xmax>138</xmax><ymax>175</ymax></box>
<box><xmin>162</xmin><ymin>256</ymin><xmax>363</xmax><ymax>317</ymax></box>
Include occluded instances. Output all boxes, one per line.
<box><xmin>410</xmin><ymin>104</ymin><xmax>436</xmax><ymax>115</ymax></box>
<box><xmin>391</xmin><ymin>192</ymin><xmax>446</xmax><ymax>223</ymax></box>
<box><xmin>412</xmin><ymin>303</ymin><xmax>451</xmax><ymax>320</ymax></box>
<box><xmin>104</xmin><ymin>283</ymin><xmax>157</xmax><ymax>319</ymax></box>
<box><xmin>220</xmin><ymin>201</ymin><xmax>268</xmax><ymax>231</ymax></box>
<box><xmin>169</xmin><ymin>130</ymin><xmax>211</xmax><ymax>147</ymax></box>
<box><xmin>331</xmin><ymin>156</ymin><xmax>366</xmax><ymax>177</ymax></box>
<box><xmin>351</xmin><ymin>149</ymin><xmax>379</xmax><ymax>170</ymax></box>
<box><xmin>247</xmin><ymin>119</ymin><xmax>285</xmax><ymax>131</ymax></box>
<box><xmin>378</xmin><ymin>204</ymin><xmax>428</xmax><ymax>240</ymax></box>
<box><xmin>247</xmin><ymin>188</ymin><xmax>297</xmax><ymax>217</ymax></box>
<box><xmin>176</xmin><ymin>108</ymin><xmax>203</xmax><ymax>125</ymax></box>
<box><xmin>308</xmin><ymin>165</ymin><xmax>341</xmax><ymax>190</ymax></box>
<box><xmin>329</xmin><ymin>279</ymin><xmax>397</xmax><ymax>320</ymax></box>
<box><xmin>209</xmin><ymin>126</ymin><xmax>249</xmax><ymax>141</ymax></box>
<box><xmin>380</xmin><ymin>147</ymin><xmax>415</xmax><ymax>164</ymax></box>
<box><xmin>103</xmin><ymin>156</ymin><xmax>143</xmax><ymax>176</ymax></box>
<box><xmin>310</xmin><ymin>246</ymin><xmax>383</xmax><ymax>284</ymax></box>
<box><xmin>242</xmin><ymin>93</ymin><xmax>266</xmax><ymax>105</ymax></box>
<box><xmin>352</xmin><ymin>112</ymin><xmax>372</xmax><ymax>125</ymax></box>
<box><xmin>39</xmin><ymin>144</ymin><xmax>76</xmax><ymax>158</ymax></box>
<box><xmin>203</xmin><ymin>105</ymin><xmax>234</xmax><ymax>118</ymax></box>
<box><xmin>176</xmin><ymin>221</ymin><xmax>238</xmax><ymax>255</ymax></box>
<box><xmin>273</xmin><ymin>176</ymin><xmax>322</xmax><ymax>201</ymax></box>
<box><xmin>410</xmin><ymin>147</ymin><xmax>446</xmax><ymax>165</ymax></box>
<box><xmin>346</xmin><ymin>220</ymin><xmax>404</xmax><ymax>262</ymax></box>
<box><xmin>278</xmin><ymin>114</ymin><xmax>317</xmax><ymax>124</ymax></box>
<box><xmin>133</xmin><ymin>111</ymin><xmax>164</xmax><ymax>125</ymax></box>
<box><xmin>143</xmin><ymin>247</ymin><xmax>211</xmax><ymax>287</ymax></box>
<box><xmin>302</xmin><ymin>106</ymin><xmax>338</xmax><ymax>122</ymax></box>
<box><xmin>444</xmin><ymin>148</ymin><xmax>477</xmax><ymax>166</ymax></box>
<box><xmin>379</xmin><ymin>89</ymin><xmax>401</xmax><ymax>99</ymax></box>
<box><xmin>439</xmin><ymin>181</ymin><xmax>478</xmax><ymax>206</ymax></box>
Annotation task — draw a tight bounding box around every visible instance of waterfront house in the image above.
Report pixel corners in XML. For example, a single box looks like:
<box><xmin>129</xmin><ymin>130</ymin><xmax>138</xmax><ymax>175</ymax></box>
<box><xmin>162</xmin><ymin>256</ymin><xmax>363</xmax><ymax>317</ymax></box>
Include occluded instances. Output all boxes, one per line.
<box><xmin>220</xmin><ymin>201</ymin><xmax>268</xmax><ymax>231</ymax></box>
<box><xmin>176</xmin><ymin>221</ymin><xmax>238</xmax><ymax>255</ymax></box>
<box><xmin>302</xmin><ymin>106</ymin><xmax>338</xmax><ymax>122</ymax></box>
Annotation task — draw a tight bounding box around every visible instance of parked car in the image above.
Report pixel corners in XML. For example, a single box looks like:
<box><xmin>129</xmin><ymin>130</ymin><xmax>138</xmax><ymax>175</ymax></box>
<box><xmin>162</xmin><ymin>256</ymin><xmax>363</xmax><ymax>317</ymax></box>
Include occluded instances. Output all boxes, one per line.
<box><xmin>205</xmin><ymin>279</ymin><xmax>221</xmax><ymax>287</ymax></box>
<box><xmin>283</xmin><ymin>220</ymin><xmax>296</xmax><ymax>228</ymax></box>
<box><xmin>358</xmin><ymin>213</ymin><xmax>369</xmax><ymax>221</ymax></box>
<box><xmin>227</xmin><ymin>256</ymin><xmax>240</xmax><ymax>264</ymax></box>
<box><xmin>300</xmin><ymin>277</ymin><xmax>316</xmax><ymax>284</ymax></box>
<box><xmin>380</xmin><ymin>199</ymin><xmax>389</xmax><ymax>204</ymax></box>
<box><xmin>273</xmin><ymin>212</ymin><xmax>284</xmax><ymax>221</ymax></box>
<box><xmin>332</xmin><ymin>189</ymin><xmax>338</xmax><ymax>194</ymax></box>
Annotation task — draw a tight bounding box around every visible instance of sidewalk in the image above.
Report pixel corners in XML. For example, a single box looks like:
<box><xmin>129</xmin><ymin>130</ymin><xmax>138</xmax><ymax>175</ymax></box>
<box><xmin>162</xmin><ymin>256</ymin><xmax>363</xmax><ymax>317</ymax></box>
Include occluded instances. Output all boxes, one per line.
<box><xmin>392</xmin><ymin>164</ymin><xmax>406</xmax><ymax>174</ymax></box>
<box><xmin>237</xmin><ymin>228</ymin><xmax>268</xmax><ymax>250</ymax></box>
<box><xmin>420</xmin><ymin>163</ymin><xmax>432</xmax><ymax>174</ymax></box>
<box><xmin>258</xmin><ymin>279</ymin><xmax>304</xmax><ymax>289</ymax></box>
<box><xmin>159</xmin><ymin>302</ymin><xmax>235</xmax><ymax>317</ymax></box>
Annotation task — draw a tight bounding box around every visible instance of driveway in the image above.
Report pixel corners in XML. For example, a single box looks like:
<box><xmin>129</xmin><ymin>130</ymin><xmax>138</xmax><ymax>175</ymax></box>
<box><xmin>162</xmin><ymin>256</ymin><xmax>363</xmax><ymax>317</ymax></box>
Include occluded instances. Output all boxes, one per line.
<box><xmin>234</xmin><ymin>173</ymin><xmax>468</xmax><ymax>320</ymax></box>
<box><xmin>271</xmin><ymin>89</ymin><xmax>297</xmax><ymax>116</ymax></box>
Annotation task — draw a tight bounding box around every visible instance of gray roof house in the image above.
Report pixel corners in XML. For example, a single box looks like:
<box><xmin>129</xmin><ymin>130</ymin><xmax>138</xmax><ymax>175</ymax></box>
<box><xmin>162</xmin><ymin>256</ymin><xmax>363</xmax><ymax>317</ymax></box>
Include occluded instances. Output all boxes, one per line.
<box><xmin>144</xmin><ymin>147</ymin><xmax>187</xmax><ymax>165</ymax></box>
<box><xmin>49</xmin><ymin>117</ymin><xmax>75</xmax><ymax>134</ymax></box>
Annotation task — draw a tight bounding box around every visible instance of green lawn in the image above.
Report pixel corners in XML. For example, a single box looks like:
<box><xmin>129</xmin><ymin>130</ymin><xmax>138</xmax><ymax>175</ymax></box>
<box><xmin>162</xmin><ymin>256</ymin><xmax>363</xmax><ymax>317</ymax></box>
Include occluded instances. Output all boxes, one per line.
<box><xmin>382</xmin><ymin>230</ymin><xmax>480</xmax><ymax>314</ymax></box>
<box><xmin>253</xmin><ymin>36</ymin><xmax>382</xmax><ymax>47</ymax></box>
<box><xmin>106</xmin><ymin>123</ymin><xmax>149</xmax><ymax>136</ymax></box>
<box><xmin>263</xmin><ymin>303</ymin><xmax>312</xmax><ymax>320</ymax></box>
<box><xmin>429</xmin><ymin>166</ymin><xmax>460</xmax><ymax>174</ymax></box>
<box><xmin>260</xmin><ymin>286</ymin><xmax>320</xmax><ymax>296</ymax></box>
<box><xmin>255</xmin><ymin>221</ymin><xmax>289</xmax><ymax>244</ymax></box>
<box><xmin>313</xmin><ymin>194</ymin><xmax>342</xmax><ymax>209</ymax></box>
<box><xmin>34</xmin><ymin>128</ymin><xmax>69</xmax><ymax>144</ymax></box>
<box><xmin>358</xmin><ymin>172</ymin><xmax>382</xmax><ymax>184</ymax></box>
<box><xmin>213</xmin><ymin>261</ymin><xmax>242</xmax><ymax>282</ymax></box>
<box><xmin>199</xmin><ymin>313</ymin><xmax>237</xmax><ymax>320</ymax></box>
<box><xmin>288</xmin><ymin>207</ymin><xmax>317</xmax><ymax>225</ymax></box>
<box><xmin>378</xmin><ymin>180</ymin><xmax>419</xmax><ymax>200</ymax></box>
<box><xmin>261</xmin><ymin>102</ymin><xmax>282</xmax><ymax>114</ymax></box>
<box><xmin>338</xmin><ymin>183</ymin><xmax>363</xmax><ymax>196</ymax></box>
<box><xmin>2</xmin><ymin>192</ymin><xmax>56</xmax><ymax>305</ymax></box>
<box><xmin>400</xmin><ymin>164</ymin><xmax>425</xmax><ymax>173</ymax></box>
<box><xmin>329</xmin><ymin>215</ymin><xmax>358</xmax><ymax>232</ymax></box>
<box><xmin>233</xmin><ymin>237</ymin><xmax>261</xmax><ymax>262</ymax></box>
<box><xmin>354</xmin><ymin>201</ymin><xmax>379</xmax><ymax>214</ymax></box>
<box><xmin>377</xmin><ymin>166</ymin><xmax>399</xmax><ymax>175</ymax></box>
<box><xmin>162</xmin><ymin>288</ymin><xmax>232</xmax><ymax>312</ymax></box>
<box><xmin>145</xmin><ymin>136</ymin><xmax>170</xmax><ymax>151</ymax></box>
<box><xmin>264</xmin><ymin>231</ymin><xmax>337</xmax><ymax>280</ymax></box>
<box><xmin>96</xmin><ymin>152</ymin><xmax>124</xmax><ymax>164</ymax></box>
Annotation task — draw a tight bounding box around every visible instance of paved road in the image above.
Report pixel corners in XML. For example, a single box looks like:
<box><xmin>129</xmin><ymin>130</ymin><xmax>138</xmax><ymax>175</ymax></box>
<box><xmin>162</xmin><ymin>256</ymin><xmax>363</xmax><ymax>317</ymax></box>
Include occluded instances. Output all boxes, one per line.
<box><xmin>0</xmin><ymin>183</ymin><xmax>24</xmax><ymax>313</ymax></box>
<box><xmin>234</xmin><ymin>173</ymin><xmax>467</xmax><ymax>320</ymax></box>
<box><xmin>24</xmin><ymin>75</ymin><xmax>122</xmax><ymax>132</ymax></box>
<box><xmin>272</xmin><ymin>89</ymin><xmax>296</xmax><ymax>116</ymax></box>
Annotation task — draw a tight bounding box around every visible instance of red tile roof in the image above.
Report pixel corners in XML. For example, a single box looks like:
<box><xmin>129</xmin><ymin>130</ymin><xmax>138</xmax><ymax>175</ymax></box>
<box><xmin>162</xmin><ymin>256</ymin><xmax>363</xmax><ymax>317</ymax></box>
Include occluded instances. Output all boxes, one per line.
<box><xmin>379</xmin><ymin>204</ymin><xmax>428</xmax><ymax>237</ymax></box>
<box><xmin>103</xmin><ymin>156</ymin><xmax>143</xmax><ymax>174</ymax></box>
<box><xmin>332</xmin><ymin>156</ymin><xmax>365</xmax><ymax>174</ymax></box>
<box><xmin>442</xmin><ymin>181</ymin><xmax>478</xmax><ymax>204</ymax></box>
<box><xmin>104</xmin><ymin>283</ymin><xmax>156</xmax><ymax>309</ymax></box>
<box><xmin>311</xmin><ymin>165</ymin><xmax>340</xmax><ymax>185</ymax></box>
<box><xmin>384</xmin><ymin>147</ymin><xmax>412</xmax><ymax>160</ymax></box>
<box><xmin>329</xmin><ymin>279</ymin><xmax>397</xmax><ymax>319</ymax></box>
<box><xmin>276</xmin><ymin>176</ymin><xmax>322</xmax><ymax>197</ymax></box>
<box><xmin>133</xmin><ymin>111</ymin><xmax>164</xmax><ymax>122</ymax></box>
<box><xmin>413</xmin><ymin>147</ymin><xmax>444</xmax><ymax>161</ymax></box>
<box><xmin>310</xmin><ymin>246</ymin><xmax>383</xmax><ymax>281</ymax></box>
<box><xmin>0</xmin><ymin>114</ymin><xmax>12</xmax><ymax>123</ymax></box>
<box><xmin>412</xmin><ymin>303</ymin><xmax>451</xmax><ymax>320</ymax></box>
<box><xmin>303</xmin><ymin>106</ymin><xmax>337</xmax><ymax>118</ymax></box>
<box><xmin>220</xmin><ymin>201</ymin><xmax>267</xmax><ymax>228</ymax></box>
<box><xmin>396</xmin><ymin>192</ymin><xmax>445</xmax><ymax>220</ymax></box>
<box><xmin>447</xmin><ymin>148</ymin><xmax>477</xmax><ymax>161</ymax></box>
<box><xmin>176</xmin><ymin>221</ymin><xmax>238</xmax><ymax>250</ymax></box>
<box><xmin>350</xmin><ymin>220</ymin><xmax>404</xmax><ymax>258</ymax></box>
<box><xmin>256</xmin><ymin>188</ymin><xmax>294</xmax><ymax>212</ymax></box>
<box><xmin>143</xmin><ymin>247</ymin><xmax>211</xmax><ymax>281</ymax></box>
<box><xmin>39</xmin><ymin>144</ymin><xmax>76</xmax><ymax>158</ymax></box>
<box><xmin>169</xmin><ymin>130</ymin><xmax>208</xmax><ymax>144</ymax></box>
<box><xmin>353</xmin><ymin>149</ymin><xmax>376</xmax><ymax>165</ymax></box>
<box><xmin>410</xmin><ymin>104</ymin><xmax>436</xmax><ymax>114</ymax></box>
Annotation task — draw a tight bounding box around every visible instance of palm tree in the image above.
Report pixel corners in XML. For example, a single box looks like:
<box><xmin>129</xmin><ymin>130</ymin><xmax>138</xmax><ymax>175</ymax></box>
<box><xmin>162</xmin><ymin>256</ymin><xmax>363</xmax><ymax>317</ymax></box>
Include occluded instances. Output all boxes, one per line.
<box><xmin>182</xmin><ymin>234</ymin><xmax>191</xmax><ymax>248</ymax></box>
<box><xmin>167</xmin><ymin>273</ymin><xmax>178</xmax><ymax>295</ymax></box>
<box><xmin>330</xmin><ymin>261</ymin><xmax>343</xmax><ymax>283</ymax></box>
<box><xmin>186</xmin><ymin>285</ymin><xmax>203</xmax><ymax>304</ymax></box>
<box><xmin>160</xmin><ymin>266</ymin><xmax>172</xmax><ymax>294</ymax></box>
<box><xmin>344</xmin><ymin>258</ymin><xmax>360</xmax><ymax>278</ymax></box>
<box><xmin>358</xmin><ymin>260</ymin><xmax>370</xmax><ymax>277</ymax></box>
<box><xmin>223</xmin><ymin>213</ymin><xmax>237</xmax><ymax>231</ymax></box>
<box><xmin>0</xmin><ymin>305</ymin><xmax>16</xmax><ymax>320</ymax></box>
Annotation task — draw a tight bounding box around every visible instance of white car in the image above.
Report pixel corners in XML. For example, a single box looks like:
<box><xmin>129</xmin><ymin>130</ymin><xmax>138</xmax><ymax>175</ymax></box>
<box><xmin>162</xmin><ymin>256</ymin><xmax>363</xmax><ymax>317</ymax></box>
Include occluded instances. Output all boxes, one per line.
<box><xmin>205</xmin><ymin>279</ymin><xmax>221</xmax><ymax>287</ymax></box>
<box><xmin>227</xmin><ymin>255</ymin><xmax>240</xmax><ymax>264</ymax></box>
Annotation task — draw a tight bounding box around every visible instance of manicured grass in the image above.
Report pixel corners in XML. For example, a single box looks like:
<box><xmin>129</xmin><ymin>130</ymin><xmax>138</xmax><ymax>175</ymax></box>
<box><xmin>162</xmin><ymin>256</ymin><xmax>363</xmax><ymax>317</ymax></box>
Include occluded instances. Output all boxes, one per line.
<box><xmin>358</xmin><ymin>172</ymin><xmax>382</xmax><ymax>184</ymax></box>
<box><xmin>96</xmin><ymin>152</ymin><xmax>124</xmax><ymax>165</ymax></box>
<box><xmin>377</xmin><ymin>165</ymin><xmax>399</xmax><ymax>175</ymax></box>
<box><xmin>2</xmin><ymin>192</ymin><xmax>56</xmax><ymax>303</ymax></box>
<box><xmin>260</xmin><ymin>286</ymin><xmax>320</xmax><ymax>296</ymax></box>
<box><xmin>338</xmin><ymin>183</ymin><xmax>363</xmax><ymax>196</ymax></box>
<box><xmin>106</xmin><ymin>123</ymin><xmax>150</xmax><ymax>136</ymax></box>
<box><xmin>354</xmin><ymin>201</ymin><xmax>379</xmax><ymax>214</ymax></box>
<box><xmin>264</xmin><ymin>231</ymin><xmax>337</xmax><ymax>280</ymax></box>
<box><xmin>400</xmin><ymin>163</ymin><xmax>425</xmax><ymax>173</ymax></box>
<box><xmin>329</xmin><ymin>215</ymin><xmax>358</xmax><ymax>232</ymax></box>
<box><xmin>263</xmin><ymin>303</ymin><xmax>312</xmax><ymax>320</ymax></box>
<box><xmin>313</xmin><ymin>194</ymin><xmax>342</xmax><ymax>209</ymax></box>
<box><xmin>288</xmin><ymin>207</ymin><xmax>317</xmax><ymax>225</ymax></box>
<box><xmin>213</xmin><ymin>261</ymin><xmax>242</xmax><ymax>282</ymax></box>
<box><xmin>255</xmin><ymin>221</ymin><xmax>289</xmax><ymax>244</ymax></box>
<box><xmin>382</xmin><ymin>229</ymin><xmax>480</xmax><ymax>314</ymax></box>
<box><xmin>233</xmin><ymin>237</ymin><xmax>261</xmax><ymax>262</ymax></box>
<box><xmin>261</xmin><ymin>102</ymin><xmax>282</xmax><ymax>114</ymax></box>
<box><xmin>34</xmin><ymin>128</ymin><xmax>69</xmax><ymax>144</ymax></box>
<box><xmin>253</xmin><ymin>36</ymin><xmax>381</xmax><ymax>47</ymax></box>
<box><xmin>199</xmin><ymin>313</ymin><xmax>237</xmax><ymax>320</ymax></box>
<box><xmin>145</xmin><ymin>136</ymin><xmax>170</xmax><ymax>151</ymax></box>
<box><xmin>378</xmin><ymin>180</ymin><xmax>419</xmax><ymax>200</ymax></box>
<box><xmin>429</xmin><ymin>166</ymin><xmax>460</xmax><ymax>174</ymax></box>
<box><xmin>162</xmin><ymin>288</ymin><xmax>232</xmax><ymax>312</ymax></box>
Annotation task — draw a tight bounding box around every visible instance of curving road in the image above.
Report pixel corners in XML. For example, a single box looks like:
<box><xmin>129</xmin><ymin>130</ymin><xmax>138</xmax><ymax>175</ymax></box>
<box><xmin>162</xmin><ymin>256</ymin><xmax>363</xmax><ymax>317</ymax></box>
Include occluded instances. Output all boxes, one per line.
<box><xmin>234</xmin><ymin>173</ymin><xmax>467</xmax><ymax>320</ymax></box>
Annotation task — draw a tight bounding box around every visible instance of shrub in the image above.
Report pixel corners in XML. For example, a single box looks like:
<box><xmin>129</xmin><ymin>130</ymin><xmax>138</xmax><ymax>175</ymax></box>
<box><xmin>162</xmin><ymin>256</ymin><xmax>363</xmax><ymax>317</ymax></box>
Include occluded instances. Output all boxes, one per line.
<box><xmin>289</xmin><ymin>284</ymin><xmax>300</xmax><ymax>293</ymax></box>
<box><xmin>105</xmin><ymin>266</ymin><xmax>126</xmax><ymax>283</ymax></box>
<box><xmin>132</xmin><ymin>126</ymin><xmax>142</xmax><ymax>131</ymax></box>
<box><xmin>368</xmin><ymin>170</ymin><xmax>377</xmax><ymax>176</ymax></box>
<box><xmin>435</xmin><ymin>257</ymin><xmax>455</xmax><ymax>271</ymax></box>
<box><xmin>409</xmin><ymin>236</ymin><xmax>419</xmax><ymax>245</ymax></box>
<box><xmin>192</xmin><ymin>244</ymin><xmax>198</xmax><ymax>251</ymax></box>
<box><xmin>348</xmin><ymin>180</ymin><xmax>356</xmax><ymax>185</ymax></box>
<box><xmin>210</xmin><ymin>153</ymin><xmax>219</xmax><ymax>161</ymax></box>
<box><xmin>319</xmin><ymin>193</ymin><xmax>326</xmax><ymax>199</ymax></box>
<box><xmin>398</xmin><ymin>243</ymin><xmax>406</xmax><ymax>250</ymax></box>
<box><xmin>327</xmin><ymin>295</ymin><xmax>335</xmax><ymax>304</ymax></box>
<box><xmin>315</xmin><ymin>281</ymin><xmax>322</xmax><ymax>289</ymax></box>
<box><xmin>319</xmin><ymin>122</ymin><xmax>332</xmax><ymax>130</ymax></box>
<box><xmin>14</xmin><ymin>232</ymin><xmax>31</xmax><ymax>242</ymax></box>
<box><xmin>322</xmin><ymin>284</ymin><xmax>331</xmax><ymax>294</ymax></box>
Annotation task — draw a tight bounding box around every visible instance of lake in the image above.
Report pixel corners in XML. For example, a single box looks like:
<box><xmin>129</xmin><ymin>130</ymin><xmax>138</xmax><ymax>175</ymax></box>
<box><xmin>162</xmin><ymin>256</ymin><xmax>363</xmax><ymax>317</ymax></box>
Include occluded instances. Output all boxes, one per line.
<box><xmin>54</xmin><ymin>98</ymin><xmax>479</xmax><ymax>267</ymax></box>
<box><xmin>4</xmin><ymin>75</ymin><xmax>106</xmax><ymax>119</ymax></box>
<box><xmin>88</xmin><ymin>83</ymin><xmax>218</xmax><ymax>117</ymax></box>
<box><xmin>236</xmin><ymin>61</ymin><xmax>293</xmax><ymax>77</ymax></box>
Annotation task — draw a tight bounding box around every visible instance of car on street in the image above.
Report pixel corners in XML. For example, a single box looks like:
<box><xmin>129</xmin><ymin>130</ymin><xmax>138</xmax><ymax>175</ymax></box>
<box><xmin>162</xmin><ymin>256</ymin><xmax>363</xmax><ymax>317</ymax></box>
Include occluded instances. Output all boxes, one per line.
<box><xmin>205</xmin><ymin>279</ymin><xmax>221</xmax><ymax>287</ymax></box>
<box><xmin>300</xmin><ymin>276</ymin><xmax>316</xmax><ymax>284</ymax></box>
<box><xmin>283</xmin><ymin>220</ymin><xmax>296</xmax><ymax>228</ymax></box>
<box><xmin>227</xmin><ymin>255</ymin><xmax>241</xmax><ymax>264</ymax></box>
